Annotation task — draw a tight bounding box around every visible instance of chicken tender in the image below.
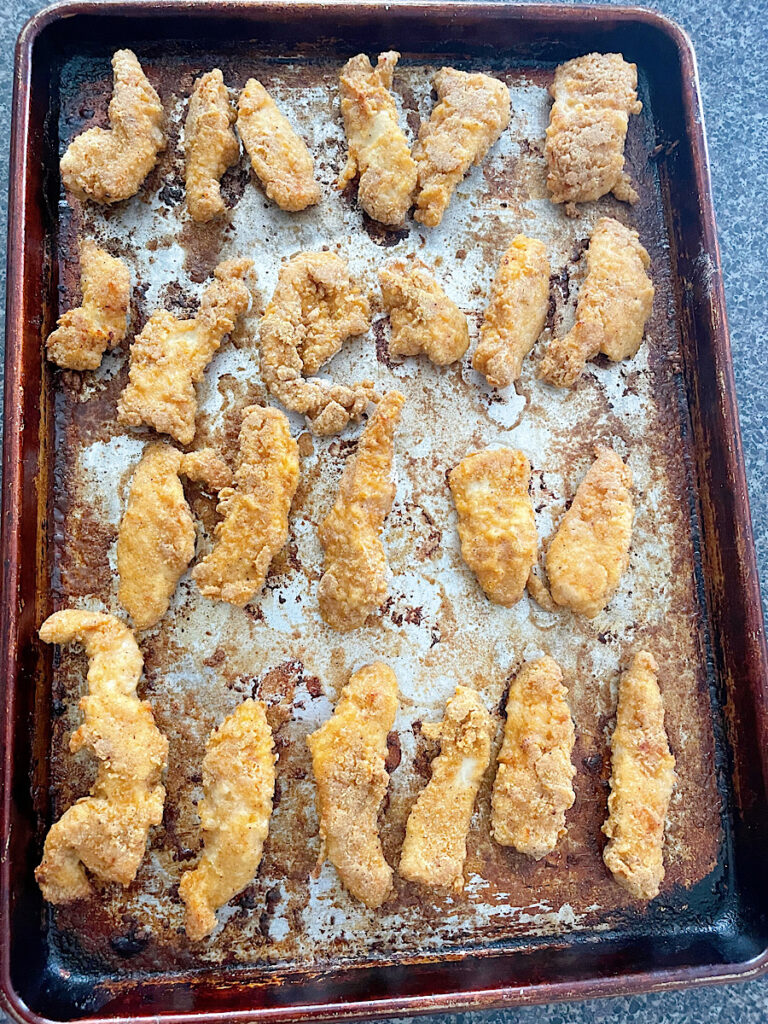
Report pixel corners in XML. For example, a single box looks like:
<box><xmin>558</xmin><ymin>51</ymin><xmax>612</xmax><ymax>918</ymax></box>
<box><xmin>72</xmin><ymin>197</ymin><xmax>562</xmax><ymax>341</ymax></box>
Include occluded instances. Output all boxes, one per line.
<box><xmin>399</xmin><ymin>686</ymin><xmax>492</xmax><ymax>890</ymax></box>
<box><xmin>603</xmin><ymin>652</ymin><xmax>676</xmax><ymax>900</ymax></box>
<box><xmin>192</xmin><ymin>405</ymin><xmax>299</xmax><ymax>606</ymax></box>
<box><xmin>307</xmin><ymin>663</ymin><xmax>399</xmax><ymax>907</ymax></box>
<box><xmin>35</xmin><ymin>611</ymin><xmax>168</xmax><ymax>904</ymax></box>
<box><xmin>539</xmin><ymin>217</ymin><xmax>653</xmax><ymax>388</ymax></box>
<box><xmin>337</xmin><ymin>52</ymin><xmax>417</xmax><ymax>227</ymax></box>
<box><xmin>60</xmin><ymin>49</ymin><xmax>165</xmax><ymax>205</ymax></box>
<box><xmin>118</xmin><ymin>258</ymin><xmax>253</xmax><ymax>445</ymax></box>
<box><xmin>379</xmin><ymin>258</ymin><xmax>469</xmax><ymax>365</ymax></box>
<box><xmin>318</xmin><ymin>390</ymin><xmax>405</xmax><ymax>631</ymax></box>
<box><xmin>449</xmin><ymin>448</ymin><xmax>538</xmax><ymax>607</ymax></box>
<box><xmin>180</xmin><ymin>699</ymin><xmax>276</xmax><ymax>940</ymax></box>
<box><xmin>413</xmin><ymin>67</ymin><xmax>510</xmax><ymax>228</ymax></box>
<box><xmin>184</xmin><ymin>69</ymin><xmax>239</xmax><ymax>222</ymax></box>
<box><xmin>472</xmin><ymin>235</ymin><xmax>550</xmax><ymax>388</ymax></box>
<box><xmin>491</xmin><ymin>657</ymin><xmax>575</xmax><ymax>858</ymax></box>
<box><xmin>237</xmin><ymin>78</ymin><xmax>321</xmax><ymax>212</ymax></box>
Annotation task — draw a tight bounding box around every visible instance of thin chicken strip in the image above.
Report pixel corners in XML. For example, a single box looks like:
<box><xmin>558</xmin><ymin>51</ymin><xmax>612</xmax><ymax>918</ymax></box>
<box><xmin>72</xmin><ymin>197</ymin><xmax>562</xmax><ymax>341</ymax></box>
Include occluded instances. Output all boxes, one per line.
<box><xmin>318</xmin><ymin>390</ymin><xmax>405</xmax><ymax>631</ymax></box>
<box><xmin>184</xmin><ymin>69</ymin><xmax>239</xmax><ymax>222</ymax></box>
<box><xmin>307</xmin><ymin>663</ymin><xmax>399</xmax><ymax>908</ymax></box>
<box><xmin>35</xmin><ymin>611</ymin><xmax>168</xmax><ymax>904</ymax></box>
<box><xmin>603</xmin><ymin>652</ymin><xmax>676</xmax><ymax>900</ymax></box>
<box><xmin>179</xmin><ymin>699</ymin><xmax>276</xmax><ymax>940</ymax></box>
<box><xmin>399</xmin><ymin>686</ymin><xmax>492</xmax><ymax>890</ymax></box>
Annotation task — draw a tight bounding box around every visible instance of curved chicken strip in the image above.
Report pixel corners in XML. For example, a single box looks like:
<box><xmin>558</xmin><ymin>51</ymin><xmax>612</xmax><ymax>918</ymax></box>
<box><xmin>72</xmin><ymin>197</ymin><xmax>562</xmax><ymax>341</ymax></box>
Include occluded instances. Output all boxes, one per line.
<box><xmin>307</xmin><ymin>663</ymin><xmax>399</xmax><ymax>907</ymax></box>
<box><xmin>603</xmin><ymin>652</ymin><xmax>676</xmax><ymax>899</ymax></box>
<box><xmin>379</xmin><ymin>258</ymin><xmax>469</xmax><ymax>365</ymax></box>
<box><xmin>399</xmin><ymin>686</ymin><xmax>492</xmax><ymax>890</ymax></box>
<box><xmin>60</xmin><ymin>49</ymin><xmax>165</xmax><ymax>204</ymax></box>
<box><xmin>184</xmin><ymin>69</ymin><xmax>239</xmax><ymax>222</ymax></box>
<box><xmin>491</xmin><ymin>657</ymin><xmax>575</xmax><ymax>858</ymax></box>
<box><xmin>337</xmin><ymin>52</ymin><xmax>417</xmax><ymax>227</ymax></box>
<box><xmin>413</xmin><ymin>67</ymin><xmax>510</xmax><ymax>228</ymax></box>
<box><xmin>118</xmin><ymin>258</ymin><xmax>254</xmax><ymax>445</ymax></box>
<box><xmin>318</xmin><ymin>390</ymin><xmax>405</xmax><ymax>631</ymax></box>
<box><xmin>35</xmin><ymin>611</ymin><xmax>168</xmax><ymax>904</ymax></box>
<box><xmin>180</xmin><ymin>699</ymin><xmax>276</xmax><ymax>940</ymax></box>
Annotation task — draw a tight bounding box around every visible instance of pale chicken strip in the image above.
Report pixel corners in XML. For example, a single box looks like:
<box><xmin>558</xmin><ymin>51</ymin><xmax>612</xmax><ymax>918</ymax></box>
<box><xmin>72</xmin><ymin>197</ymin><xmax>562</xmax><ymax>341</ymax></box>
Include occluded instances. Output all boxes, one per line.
<box><xmin>379</xmin><ymin>258</ymin><xmax>469</xmax><ymax>365</ymax></box>
<box><xmin>184</xmin><ymin>69</ymin><xmax>239</xmax><ymax>222</ymax></box>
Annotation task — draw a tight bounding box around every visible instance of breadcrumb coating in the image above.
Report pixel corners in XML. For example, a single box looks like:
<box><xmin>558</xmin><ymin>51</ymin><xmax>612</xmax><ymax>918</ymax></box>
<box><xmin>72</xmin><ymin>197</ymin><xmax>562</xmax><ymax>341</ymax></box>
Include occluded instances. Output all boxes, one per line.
<box><xmin>184</xmin><ymin>69</ymin><xmax>239</xmax><ymax>222</ymax></box>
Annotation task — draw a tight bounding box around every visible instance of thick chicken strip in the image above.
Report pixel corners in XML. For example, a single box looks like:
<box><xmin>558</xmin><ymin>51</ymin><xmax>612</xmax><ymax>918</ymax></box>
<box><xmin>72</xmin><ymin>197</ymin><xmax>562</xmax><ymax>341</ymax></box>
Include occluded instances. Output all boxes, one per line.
<box><xmin>192</xmin><ymin>405</ymin><xmax>299</xmax><ymax>606</ymax></box>
<box><xmin>539</xmin><ymin>217</ymin><xmax>654</xmax><ymax>388</ymax></box>
<box><xmin>118</xmin><ymin>258</ymin><xmax>253</xmax><ymax>445</ymax></box>
<box><xmin>472</xmin><ymin>235</ymin><xmax>550</xmax><ymax>388</ymax></box>
<box><xmin>318</xmin><ymin>390</ymin><xmax>405</xmax><ymax>631</ymax></box>
<box><xmin>237</xmin><ymin>78</ymin><xmax>321</xmax><ymax>212</ymax></box>
<box><xmin>46</xmin><ymin>240</ymin><xmax>131</xmax><ymax>371</ymax></box>
<box><xmin>60</xmin><ymin>49</ymin><xmax>165</xmax><ymax>204</ymax></box>
<box><xmin>184</xmin><ymin>69</ymin><xmax>239</xmax><ymax>222</ymax></box>
<box><xmin>603</xmin><ymin>652</ymin><xmax>676</xmax><ymax>900</ymax></box>
<box><xmin>413</xmin><ymin>67</ymin><xmax>510</xmax><ymax>228</ymax></box>
<box><xmin>491</xmin><ymin>657</ymin><xmax>575</xmax><ymax>858</ymax></box>
<box><xmin>337</xmin><ymin>52</ymin><xmax>417</xmax><ymax>227</ymax></box>
<box><xmin>35</xmin><ymin>611</ymin><xmax>168</xmax><ymax>904</ymax></box>
<box><xmin>180</xmin><ymin>699</ymin><xmax>276</xmax><ymax>940</ymax></box>
<box><xmin>307</xmin><ymin>663</ymin><xmax>399</xmax><ymax>907</ymax></box>
<box><xmin>399</xmin><ymin>686</ymin><xmax>492</xmax><ymax>890</ymax></box>
<box><xmin>379</xmin><ymin>258</ymin><xmax>469</xmax><ymax>365</ymax></box>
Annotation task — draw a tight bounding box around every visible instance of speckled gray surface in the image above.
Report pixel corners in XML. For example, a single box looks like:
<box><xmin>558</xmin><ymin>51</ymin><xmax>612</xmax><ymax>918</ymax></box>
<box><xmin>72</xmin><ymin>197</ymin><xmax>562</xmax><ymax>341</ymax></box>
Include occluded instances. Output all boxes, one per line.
<box><xmin>0</xmin><ymin>0</ymin><xmax>766</xmax><ymax>1021</ymax></box>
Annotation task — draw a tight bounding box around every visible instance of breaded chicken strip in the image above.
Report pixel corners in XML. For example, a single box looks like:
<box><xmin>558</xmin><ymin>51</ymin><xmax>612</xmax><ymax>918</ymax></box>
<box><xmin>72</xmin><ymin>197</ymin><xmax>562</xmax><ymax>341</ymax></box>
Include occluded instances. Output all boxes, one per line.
<box><xmin>539</xmin><ymin>217</ymin><xmax>653</xmax><ymax>388</ymax></box>
<box><xmin>603</xmin><ymin>652</ymin><xmax>676</xmax><ymax>900</ymax></box>
<box><xmin>260</xmin><ymin>251</ymin><xmax>377</xmax><ymax>435</ymax></box>
<box><xmin>35</xmin><ymin>611</ymin><xmax>168</xmax><ymax>904</ymax></box>
<box><xmin>118</xmin><ymin>259</ymin><xmax>253</xmax><ymax>445</ymax></box>
<box><xmin>473</xmin><ymin>235</ymin><xmax>550</xmax><ymax>388</ymax></box>
<box><xmin>184</xmin><ymin>69</ymin><xmax>239</xmax><ymax>222</ymax></box>
<box><xmin>180</xmin><ymin>699</ymin><xmax>276</xmax><ymax>940</ymax></box>
<box><xmin>307</xmin><ymin>663</ymin><xmax>399</xmax><ymax>907</ymax></box>
<box><xmin>318</xmin><ymin>390</ymin><xmax>405</xmax><ymax>631</ymax></box>
<box><xmin>413</xmin><ymin>67</ymin><xmax>510</xmax><ymax>228</ymax></box>
<box><xmin>449</xmin><ymin>448</ymin><xmax>538</xmax><ymax>607</ymax></box>
<box><xmin>60</xmin><ymin>49</ymin><xmax>165</xmax><ymax>205</ymax></box>
<box><xmin>192</xmin><ymin>405</ymin><xmax>299</xmax><ymax>606</ymax></box>
<box><xmin>491</xmin><ymin>657</ymin><xmax>575</xmax><ymax>858</ymax></box>
<box><xmin>545</xmin><ymin>52</ymin><xmax>641</xmax><ymax>207</ymax></box>
<box><xmin>237</xmin><ymin>78</ymin><xmax>321</xmax><ymax>212</ymax></box>
<box><xmin>546</xmin><ymin>446</ymin><xmax>633</xmax><ymax>618</ymax></box>
<box><xmin>399</xmin><ymin>686</ymin><xmax>492</xmax><ymax>890</ymax></box>
<box><xmin>46</xmin><ymin>240</ymin><xmax>131</xmax><ymax>371</ymax></box>
<box><xmin>337</xmin><ymin>52</ymin><xmax>417</xmax><ymax>227</ymax></box>
<box><xmin>379</xmin><ymin>258</ymin><xmax>469</xmax><ymax>365</ymax></box>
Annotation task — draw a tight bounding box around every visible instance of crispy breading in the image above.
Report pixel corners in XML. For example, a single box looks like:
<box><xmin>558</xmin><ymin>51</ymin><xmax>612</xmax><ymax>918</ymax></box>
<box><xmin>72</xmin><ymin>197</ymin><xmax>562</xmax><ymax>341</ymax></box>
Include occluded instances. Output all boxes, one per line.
<box><xmin>491</xmin><ymin>657</ymin><xmax>576</xmax><ymax>858</ymax></box>
<box><xmin>546</xmin><ymin>446</ymin><xmax>633</xmax><ymax>618</ymax></box>
<box><xmin>179</xmin><ymin>448</ymin><xmax>233</xmax><ymax>490</ymax></box>
<box><xmin>259</xmin><ymin>251</ymin><xmax>377</xmax><ymax>435</ymax></box>
<box><xmin>603</xmin><ymin>652</ymin><xmax>676</xmax><ymax>900</ymax></box>
<box><xmin>545</xmin><ymin>52</ymin><xmax>642</xmax><ymax>206</ymax></box>
<box><xmin>318</xmin><ymin>391</ymin><xmax>405</xmax><ymax>631</ymax></box>
<box><xmin>180</xmin><ymin>699</ymin><xmax>276</xmax><ymax>940</ymax></box>
<box><xmin>337</xmin><ymin>52</ymin><xmax>417</xmax><ymax>227</ymax></box>
<box><xmin>399</xmin><ymin>686</ymin><xmax>492</xmax><ymax>890</ymax></box>
<box><xmin>184</xmin><ymin>69</ymin><xmax>239</xmax><ymax>222</ymax></box>
<box><xmin>379</xmin><ymin>258</ymin><xmax>469</xmax><ymax>365</ymax></box>
<box><xmin>539</xmin><ymin>217</ymin><xmax>653</xmax><ymax>387</ymax></box>
<box><xmin>472</xmin><ymin>235</ymin><xmax>550</xmax><ymax>388</ymax></box>
<box><xmin>413</xmin><ymin>67</ymin><xmax>510</xmax><ymax>228</ymax></box>
<box><xmin>192</xmin><ymin>405</ymin><xmax>299</xmax><ymax>606</ymax></box>
<box><xmin>60</xmin><ymin>49</ymin><xmax>165</xmax><ymax>205</ymax></box>
<box><xmin>449</xmin><ymin>448</ymin><xmax>538</xmax><ymax>607</ymax></box>
<box><xmin>118</xmin><ymin>259</ymin><xmax>253</xmax><ymax>445</ymax></box>
<box><xmin>35</xmin><ymin>611</ymin><xmax>168</xmax><ymax>904</ymax></box>
<box><xmin>237</xmin><ymin>78</ymin><xmax>321</xmax><ymax>212</ymax></box>
<box><xmin>307</xmin><ymin>663</ymin><xmax>399</xmax><ymax>907</ymax></box>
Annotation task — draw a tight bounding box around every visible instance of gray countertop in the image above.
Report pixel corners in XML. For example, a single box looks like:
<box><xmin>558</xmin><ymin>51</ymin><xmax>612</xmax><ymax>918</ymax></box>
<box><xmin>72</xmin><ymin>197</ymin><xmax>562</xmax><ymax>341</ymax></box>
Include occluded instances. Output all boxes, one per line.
<box><xmin>1</xmin><ymin>0</ymin><xmax>766</xmax><ymax>1021</ymax></box>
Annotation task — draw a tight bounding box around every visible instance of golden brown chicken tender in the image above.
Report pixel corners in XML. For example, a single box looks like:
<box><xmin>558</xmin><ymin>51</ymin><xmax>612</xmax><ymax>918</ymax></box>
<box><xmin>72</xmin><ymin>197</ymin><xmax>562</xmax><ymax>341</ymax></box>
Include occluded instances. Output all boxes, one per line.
<box><xmin>60</xmin><ymin>49</ymin><xmax>165</xmax><ymax>205</ymax></box>
<box><xmin>603</xmin><ymin>652</ymin><xmax>676</xmax><ymax>900</ymax></box>
<box><xmin>35</xmin><ymin>611</ymin><xmax>168</xmax><ymax>904</ymax></box>
<box><xmin>184</xmin><ymin>69</ymin><xmax>239</xmax><ymax>222</ymax></box>
<box><xmin>379</xmin><ymin>258</ymin><xmax>469</xmax><ymax>365</ymax></box>
<box><xmin>307</xmin><ymin>663</ymin><xmax>399</xmax><ymax>907</ymax></box>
